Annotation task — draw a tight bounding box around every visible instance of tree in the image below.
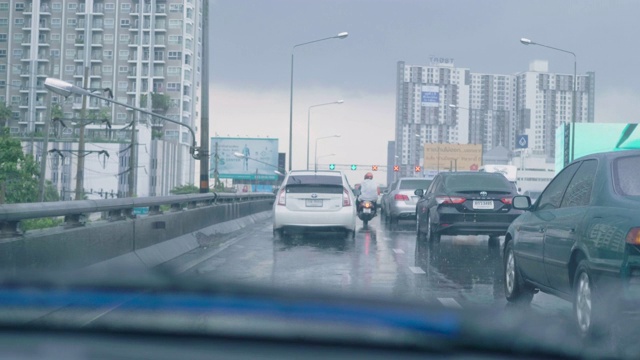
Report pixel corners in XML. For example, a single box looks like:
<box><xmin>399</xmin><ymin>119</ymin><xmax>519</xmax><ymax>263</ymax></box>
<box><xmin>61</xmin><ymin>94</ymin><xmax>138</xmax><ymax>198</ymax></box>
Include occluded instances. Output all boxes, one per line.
<box><xmin>0</xmin><ymin>128</ymin><xmax>40</xmax><ymax>204</ymax></box>
<box><xmin>0</xmin><ymin>102</ymin><xmax>12</xmax><ymax>128</ymax></box>
<box><xmin>140</xmin><ymin>93</ymin><xmax>172</xmax><ymax>114</ymax></box>
<box><xmin>51</xmin><ymin>103</ymin><xmax>64</xmax><ymax>120</ymax></box>
<box><xmin>170</xmin><ymin>184</ymin><xmax>199</xmax><ymax>195</ymax></box>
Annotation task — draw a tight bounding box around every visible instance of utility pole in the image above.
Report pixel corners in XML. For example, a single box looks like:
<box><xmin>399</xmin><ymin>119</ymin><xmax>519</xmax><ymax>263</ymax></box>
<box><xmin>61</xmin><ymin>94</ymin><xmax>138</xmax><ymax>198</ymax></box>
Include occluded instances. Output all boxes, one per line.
<box><xmin>127</xmin><ymin>112</ymin><xmax>137</xmax><ymax>197</ymax></box>
<box><xmin>75</xmin><ymin>66</ymin><xmax>89</xmax><ymax>200</ymax></box>
<box><xmin>199</xmin><ymin>0</ymin><xmax>210</xmax><ymax>193</ymax></box>
<box><xmin>38</xmin><ymin>55</ymin><xmax>55</xmax><ymax>202</ymax></box>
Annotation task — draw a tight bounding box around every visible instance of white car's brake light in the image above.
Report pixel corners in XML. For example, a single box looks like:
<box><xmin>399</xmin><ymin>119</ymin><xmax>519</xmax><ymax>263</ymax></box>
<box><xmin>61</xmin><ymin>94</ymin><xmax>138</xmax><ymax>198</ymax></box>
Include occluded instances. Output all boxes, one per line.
<box><xmin>277</xmin><ymin>188</ymin><xmax>286</xmax><ymax>206</ymax></box>
<box><xmin>343</xmin><ymin>188</ymin><xmax>351</xmax><ymax>206</ymax></box>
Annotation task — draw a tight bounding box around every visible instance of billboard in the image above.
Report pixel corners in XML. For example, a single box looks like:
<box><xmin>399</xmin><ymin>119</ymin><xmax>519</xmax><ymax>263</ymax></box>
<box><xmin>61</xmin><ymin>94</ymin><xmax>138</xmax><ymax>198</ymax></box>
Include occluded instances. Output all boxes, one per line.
<box><xmin>423</xmin><ymin>143</ymin><xmax>482</xmax><ymax>171</ymax></box>
<box><xmin>210</xmin><ymin>137</ymin><xmax>279</xmax><ymax>180</ymax></box>
<box><xmin>555</xmin><ymin>123</ymin><xmax>640</xmax><ymax>172</ymax></box>
<box><xmin>421</xmin><ymin>85</ymin><xmax>440</xmax><ymax>107</ymax></box>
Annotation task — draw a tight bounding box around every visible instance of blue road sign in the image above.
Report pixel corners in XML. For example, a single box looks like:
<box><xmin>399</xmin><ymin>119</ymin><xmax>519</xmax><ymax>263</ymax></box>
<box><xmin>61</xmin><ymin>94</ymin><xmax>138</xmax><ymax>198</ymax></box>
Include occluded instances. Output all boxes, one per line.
<box><xmin>516</xmin><ymin>135</ymin><xmax>529</xmax><ymax>149</ymax></box>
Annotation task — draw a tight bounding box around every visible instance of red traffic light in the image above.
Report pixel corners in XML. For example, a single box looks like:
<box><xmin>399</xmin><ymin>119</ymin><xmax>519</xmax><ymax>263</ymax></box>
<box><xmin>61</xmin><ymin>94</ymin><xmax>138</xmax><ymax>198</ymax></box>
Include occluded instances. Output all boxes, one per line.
<box><xmin>415</xmin><ymin>166</ymin><xmax>421</xmax><ymax>172</ymax></box>
<box><xmin>372</xmin><ymin>165</ymin><xmax>378</xmax><ymax>171</ymax></box>
<box><xmin>393</xmin><ymin>165</ymin><xmax>400</xmax><ymax>172</ymax></box>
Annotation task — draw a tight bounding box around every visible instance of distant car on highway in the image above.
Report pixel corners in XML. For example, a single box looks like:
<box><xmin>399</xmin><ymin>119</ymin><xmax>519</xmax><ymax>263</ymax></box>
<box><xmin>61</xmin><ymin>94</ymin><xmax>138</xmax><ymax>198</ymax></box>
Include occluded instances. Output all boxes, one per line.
<box><xmin>504</xmin><ymin>150</ymin><xmax>640</xmax><ymax>338</ymax></box>
<box><xmin>273</xmin><ymin>170</ymin><xmax>357</xmax><ymax>239</ymax></box>
<box><xmin>415</xmin><ymin>172</ymin><xmax>521</xmax><ymax>244</ymax></box>
<box><xmin>381</xmin><ymin>177</ymin><xmax>432</xmax><ymax>226</ymax></box>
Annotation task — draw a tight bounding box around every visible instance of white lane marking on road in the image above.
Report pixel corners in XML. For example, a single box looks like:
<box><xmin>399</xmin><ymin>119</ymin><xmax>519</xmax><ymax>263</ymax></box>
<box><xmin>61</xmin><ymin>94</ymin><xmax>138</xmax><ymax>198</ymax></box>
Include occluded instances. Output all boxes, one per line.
<box><xmin>438</xmin><ymin>297</ymin><xmax>462</xmax><ymax>309</ymax></box>
<box><xmin>393</xmin><ymin>249</ymin><xmax>405</xmax><ymax>254</ymax></box>
<box><xmin>409</xmin><ymin>266</ymin><xmax>425</xmax><ymax>274</ymax></box>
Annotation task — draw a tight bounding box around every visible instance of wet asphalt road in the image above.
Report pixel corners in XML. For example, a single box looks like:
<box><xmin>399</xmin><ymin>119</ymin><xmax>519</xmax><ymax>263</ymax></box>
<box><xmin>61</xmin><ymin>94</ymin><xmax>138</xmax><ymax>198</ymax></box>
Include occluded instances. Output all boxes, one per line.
<box><xmin>176</xmin><ymin>215</ymin><xmax>573</xmax><ymax>318</ymax></box>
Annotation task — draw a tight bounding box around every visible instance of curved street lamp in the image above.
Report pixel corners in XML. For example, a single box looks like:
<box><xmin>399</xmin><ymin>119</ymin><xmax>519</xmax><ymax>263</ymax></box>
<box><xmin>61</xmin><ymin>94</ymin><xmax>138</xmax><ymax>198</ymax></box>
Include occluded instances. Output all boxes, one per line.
<box><xmin>307</xmin><ymin>100</ymin><xmax>343</xmax><ymax>170</ymax></box>
<box><xmin>520</xmin><ymin>37</ymin><xmax>577</xmax><ymax>163</ymax></box>
<box><xmin>288</xmin><ymin>32</ymin><xmax>348</xmax><ymax>171</ymax></box>
<box><xmin>314</xmin><ymin>135</ymin><xmax>340</xmax><ymax>171</ymax></box>
<box><xmin>45</xmin><ymin>77</ymin><xmax>202</xmax><ymax>160</ymax></box>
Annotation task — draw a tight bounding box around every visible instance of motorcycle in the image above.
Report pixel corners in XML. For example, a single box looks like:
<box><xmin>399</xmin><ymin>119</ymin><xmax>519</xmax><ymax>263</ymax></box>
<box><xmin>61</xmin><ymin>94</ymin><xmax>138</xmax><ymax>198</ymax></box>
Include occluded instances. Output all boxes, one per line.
<box><xmin>357</xmin><ymin>199</ymin><xmax>377</xmax><ymax>227</ymax></box>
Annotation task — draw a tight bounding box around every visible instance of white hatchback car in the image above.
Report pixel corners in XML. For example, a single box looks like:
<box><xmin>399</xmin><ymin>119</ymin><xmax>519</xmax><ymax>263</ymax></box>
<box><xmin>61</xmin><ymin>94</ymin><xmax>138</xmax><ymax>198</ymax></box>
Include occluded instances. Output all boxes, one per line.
<box><xmin>273</xmin><ymin>170</ymin><xmax>357</xmax><ymax>238</ymax></box>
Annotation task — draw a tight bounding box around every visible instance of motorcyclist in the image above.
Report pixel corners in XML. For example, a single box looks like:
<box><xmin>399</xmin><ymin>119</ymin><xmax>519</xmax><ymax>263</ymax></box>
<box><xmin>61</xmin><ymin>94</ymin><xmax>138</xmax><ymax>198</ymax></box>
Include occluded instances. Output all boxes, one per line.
<box><xmin>358</xmin><ymin>172</ymin><xmax>379</xmax><ymax>212</ymax></box>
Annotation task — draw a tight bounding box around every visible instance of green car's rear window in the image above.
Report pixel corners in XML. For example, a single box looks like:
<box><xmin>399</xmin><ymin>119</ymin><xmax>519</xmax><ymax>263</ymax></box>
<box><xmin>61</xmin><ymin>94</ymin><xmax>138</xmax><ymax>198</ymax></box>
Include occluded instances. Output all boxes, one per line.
<box><xmin>614</xmin><ymin>155</ymin><xmax>640</xmax><ymax>196</ymax></box>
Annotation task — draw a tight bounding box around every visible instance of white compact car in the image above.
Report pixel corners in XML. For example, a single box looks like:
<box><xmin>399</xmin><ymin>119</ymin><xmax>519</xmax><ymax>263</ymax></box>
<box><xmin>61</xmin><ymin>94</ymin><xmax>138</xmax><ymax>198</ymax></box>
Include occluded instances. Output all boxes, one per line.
<box><xmin>273</xmin><ymin>170</ymin><xmax>357</xmax><ymax>238</ymax></box>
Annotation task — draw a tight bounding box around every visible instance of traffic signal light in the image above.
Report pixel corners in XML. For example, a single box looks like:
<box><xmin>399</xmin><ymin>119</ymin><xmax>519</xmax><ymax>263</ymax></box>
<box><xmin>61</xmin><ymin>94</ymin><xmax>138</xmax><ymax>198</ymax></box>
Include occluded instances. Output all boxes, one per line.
<box><xmin>372</xmin><ymin>165</ymin><xmax>378</xmax><ymax>171</ymax></box>
<box><xmin>415</xmin><ymin>166</ymin><xmax>421</xmax><ymax>172</ymax></box>
<box><xmin>329</xmin><ymin>164</ymin><xmax>335</xmax><ymax>170</ymax></box>
<box><xmin>393</xmin><ymin>165</ymin><xmax>400</xmax><ymax>172</ymax></box>
<box><xmin>351</xmin><ymin>165</ymin><xmax>357</xmax><ymax>170</ymax></box>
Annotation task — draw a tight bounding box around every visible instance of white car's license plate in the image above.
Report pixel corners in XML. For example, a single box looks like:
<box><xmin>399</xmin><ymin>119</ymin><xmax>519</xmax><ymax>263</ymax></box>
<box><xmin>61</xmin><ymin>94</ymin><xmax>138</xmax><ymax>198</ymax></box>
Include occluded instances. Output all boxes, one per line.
<box><xmin>305</xmin><ymin>199</ymin><xmax>323</xmax><ymax>207</ymax></box>
<box><xmin>363</xmin><ymin>208</ymin><xmax>371</xmax><ymax>214</ymax></box>
<box><xmin>473</xmin><ymin>200</ymin><xmax>494</xmax><ymax>210</ymax></box>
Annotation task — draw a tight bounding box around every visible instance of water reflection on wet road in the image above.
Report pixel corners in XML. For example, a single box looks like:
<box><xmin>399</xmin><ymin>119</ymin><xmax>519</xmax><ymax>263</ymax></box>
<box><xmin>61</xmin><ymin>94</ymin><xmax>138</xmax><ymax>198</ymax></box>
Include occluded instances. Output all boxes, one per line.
<box><xmin>180</xmin><ymin>216</ymin><xmax>572</xmax><ymax>318</ymax></box>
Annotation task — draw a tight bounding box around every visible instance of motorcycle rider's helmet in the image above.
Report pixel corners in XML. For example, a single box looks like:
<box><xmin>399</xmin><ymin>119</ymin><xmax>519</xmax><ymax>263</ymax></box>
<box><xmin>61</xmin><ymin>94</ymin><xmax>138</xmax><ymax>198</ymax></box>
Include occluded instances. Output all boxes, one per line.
<box><xmin>364</xmin><ymin>172</ymin><xmax>373</xmax><ymax>180</ymax></box>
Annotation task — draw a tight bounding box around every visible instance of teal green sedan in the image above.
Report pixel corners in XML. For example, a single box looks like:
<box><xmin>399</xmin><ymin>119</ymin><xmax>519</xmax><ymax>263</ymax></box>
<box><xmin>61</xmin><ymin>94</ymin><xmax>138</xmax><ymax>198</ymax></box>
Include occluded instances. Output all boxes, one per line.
<box><xmin>504</xmin><ymin>150</ymin><xmax>640</xmax><ymax>338</ymax></box>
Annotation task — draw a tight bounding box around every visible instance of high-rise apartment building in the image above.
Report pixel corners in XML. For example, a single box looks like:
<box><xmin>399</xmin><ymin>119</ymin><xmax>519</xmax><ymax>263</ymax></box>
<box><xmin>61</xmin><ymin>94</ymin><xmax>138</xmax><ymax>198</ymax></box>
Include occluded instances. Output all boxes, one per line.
<box><xmin>0</xmin><ymin>0</ymin><xmax>203</xmax><ymax>199</ymax></box>
<box><xmin>393</xmin><ymin>59</ymin><xmax>595</xmax><ymax>177</ymax></box>
<box><xmin>516</xmin><ymin>60</ymin><xmax>595</xmax><ymax>159</ymax></box>
<box><xmin>395</xmin><ymin>59</ymin><xmax>470</xmax><ymax>177</ymax></box>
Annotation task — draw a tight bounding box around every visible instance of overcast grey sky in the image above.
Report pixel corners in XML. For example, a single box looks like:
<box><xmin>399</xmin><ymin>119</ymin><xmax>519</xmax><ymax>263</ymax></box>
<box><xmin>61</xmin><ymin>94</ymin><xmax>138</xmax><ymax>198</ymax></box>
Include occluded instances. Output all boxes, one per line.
<box><xmin>207</xmin><ymin>0</ymin><xmax>640</xmax><ymax>180</ymax></box>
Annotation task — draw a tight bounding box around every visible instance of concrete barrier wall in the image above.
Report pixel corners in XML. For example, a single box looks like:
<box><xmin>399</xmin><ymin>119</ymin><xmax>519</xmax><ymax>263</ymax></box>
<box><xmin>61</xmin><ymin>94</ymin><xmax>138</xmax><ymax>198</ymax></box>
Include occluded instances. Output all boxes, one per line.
<box><xmin>0</xmin><ymin>199</ymin><xmax>273</xmax><ymax>274</ymax></box>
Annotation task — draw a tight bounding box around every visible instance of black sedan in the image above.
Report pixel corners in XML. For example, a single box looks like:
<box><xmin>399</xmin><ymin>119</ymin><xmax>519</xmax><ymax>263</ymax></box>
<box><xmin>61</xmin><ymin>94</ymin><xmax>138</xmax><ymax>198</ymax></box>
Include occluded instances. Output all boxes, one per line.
<box><xmin>505</xmin><ymin>151</ymin><xmax>640</xmax><ymax>338</ymax></box>
<box><xmin>415</xmin><ymin>172</ymin><xmax>522</xmax><ymax>244</ymax></box>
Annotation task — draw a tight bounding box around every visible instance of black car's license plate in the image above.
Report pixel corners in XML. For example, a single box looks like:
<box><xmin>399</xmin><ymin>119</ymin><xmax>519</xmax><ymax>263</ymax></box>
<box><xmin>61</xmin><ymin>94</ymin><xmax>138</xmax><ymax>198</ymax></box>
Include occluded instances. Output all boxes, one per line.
<box><xmin>472</xmin><ymin>200</ymin><xmax>494</xmax><ymax>210</ymax></box>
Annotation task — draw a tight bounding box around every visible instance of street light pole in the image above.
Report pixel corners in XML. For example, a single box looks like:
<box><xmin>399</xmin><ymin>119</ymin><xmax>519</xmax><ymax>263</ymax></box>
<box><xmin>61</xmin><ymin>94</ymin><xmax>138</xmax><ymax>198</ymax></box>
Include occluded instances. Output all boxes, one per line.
<box><xmin>314</xmin><ymin>135</ymin><xmax>340</xmax><ymax>171</ymax></box>
<box><xmin>44</xmin><ymin>78</ymin><xmax>202</xmax><ymax>159</ymax></box>
<box><xmin>520</xmin><ymin>38</ymin><xmax>577</xmax><ymax>163</ymax></box>
<box><xmin>288</xmin><ymin>32</ymin><xmax>348</xmax><ymax>172</ymax></box>
<box><xmin>307</xmin><ymin>100</ymin><xmax>343</xmax><ymax>170</ymax></box>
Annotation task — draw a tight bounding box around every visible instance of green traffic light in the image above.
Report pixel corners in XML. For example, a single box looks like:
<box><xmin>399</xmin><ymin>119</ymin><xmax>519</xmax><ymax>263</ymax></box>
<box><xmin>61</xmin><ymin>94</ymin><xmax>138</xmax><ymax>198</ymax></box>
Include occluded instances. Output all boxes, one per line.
<box><xmin>351</xmin><ymin>165</ymin><xmax>357</xmax><ymax>170</ymax></box>
<box><xmin>329</xmin><ymin>164</ymin><xmax>336</xmax><ymax>170</ymax></box>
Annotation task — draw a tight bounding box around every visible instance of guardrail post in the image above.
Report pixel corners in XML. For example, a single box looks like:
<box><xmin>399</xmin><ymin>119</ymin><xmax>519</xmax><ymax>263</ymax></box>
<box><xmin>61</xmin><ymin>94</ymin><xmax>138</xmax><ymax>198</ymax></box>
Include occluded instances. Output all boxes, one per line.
<box><xmin>64</xmin><ymin>214</ymin><xmax>86</xmax><ymax>228</ymax></box>
<box><xmin>149</xmin><ymin>205</ymin><xmax>162</xmax><ymax>215</ymax></box>
<box><xmin>170</xmin><ymin>202</ymin><xmax>182</xmax><ymax>212</ymax></box>
<box><xmin>0</xmin><ymin>221</ymin><xmax>21</xmax><ymax>238</ymax></box>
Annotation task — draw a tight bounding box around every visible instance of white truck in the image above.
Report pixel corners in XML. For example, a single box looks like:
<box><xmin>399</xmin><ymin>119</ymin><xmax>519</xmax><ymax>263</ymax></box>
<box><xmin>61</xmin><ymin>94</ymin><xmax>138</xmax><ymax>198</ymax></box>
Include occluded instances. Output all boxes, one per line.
<box><xmin>478</xmin><ymin>165</ymin><xmax>520</xmax><ymax>193</ymax></box>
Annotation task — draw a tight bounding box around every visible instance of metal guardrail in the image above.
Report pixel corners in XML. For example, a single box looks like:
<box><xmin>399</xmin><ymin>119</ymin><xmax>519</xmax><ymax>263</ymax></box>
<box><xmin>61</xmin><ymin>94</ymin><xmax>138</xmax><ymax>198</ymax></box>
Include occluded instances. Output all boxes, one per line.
<box><xmin>0</xmin><ymin>192</ymin><xmax>275</xmax><ymax>237</ymax></box>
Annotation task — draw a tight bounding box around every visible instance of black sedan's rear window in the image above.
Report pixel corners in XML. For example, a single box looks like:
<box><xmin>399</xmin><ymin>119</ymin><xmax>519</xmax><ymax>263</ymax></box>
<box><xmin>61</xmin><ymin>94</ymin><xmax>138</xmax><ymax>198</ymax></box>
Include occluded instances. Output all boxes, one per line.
<box><xmin>399</xmin><ymin>179</ymin><xmax>432</xmax><ymax>190</ymax></box>
<box><xmin>614</xmin><ymin>155</ymin><xmax>640</xmax><ymax>196</ymax></box>
<box><xmin>444</xmin><ymin>174</ymin><xmax>512</xmax><ymax>192</ymax></box>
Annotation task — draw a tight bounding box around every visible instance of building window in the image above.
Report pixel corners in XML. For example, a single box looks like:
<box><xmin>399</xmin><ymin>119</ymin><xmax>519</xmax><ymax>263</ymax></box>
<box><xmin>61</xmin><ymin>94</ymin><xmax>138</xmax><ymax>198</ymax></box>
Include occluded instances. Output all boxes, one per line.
<box><xmin>14</xmin><ymin>18</ymin><xmax>24</xmax><ymax>26</ymax></box>
<box><xmin>119</xmin><ymin>34</ymin><xmax>129</xmax><ymax>42</ymax></box>
<box><xmin>119</xmin><ymin>50</ymin><xmax>129</xmax><ymax>58</ymax></box>
<box><xmin>0</xmin><ymin>18</ymin><xmax>7</xmax><ymax>26</ymax></box>
<box><xmin>0</xmin><ymin>33</ymin><xmax>5</xmax><ymax>42</ymax></box>
<box><xmin>15</xmin><ymin>2</ymin><xmax>25</xmax><ymax>11</ymax></box>
<box><xmin>104</xmin><ymin>18</ymin><xmax>114</xmax><ymax>27</ymax></box>
<box><xmin>168</xmin><ymin>35</ymin><xmax>182</xmax><ymax>43</ymax></box>
<box><xmin>120</xmin><ymin>3</ymin><xmax>131</xmax><ymax>11</ymax></box>
<box><xmin>51</xmin><ymin>18</ymin><xmax>61</xmax><ymax>26</ymax></box>
<box><xmin>0</xmin><ymin>3</ymin><xmax>7</xmax><ymax>11</ymax></box>
<box><xmin>105</xmin><ymin>3</ymin><xmax>115</xmax><ymax>10</ymax></box>
<box><xmin>65</xmin><ymin>49</ymin><xmax>75</xmax><ymax>58</ymax></box>
<box><xmin>169</xmin><ymin>4</ymin><xmax>183</xmax><ymax>12</ymax></box>
<box><xmin>118</xmin><ymin>66</ymin><xmax>128</xmax><ymax>73</ymax></box>
<box><xmin>167</xmin><ymin>66</ymin><xmax>180</xmax><ymax>74</ymax></box>
<box><xmin>168</xmin><ymin>19</ymin><xmax>182</xmax><ymax>28</ymax></box>
<box><xmin>52</xmin><ymin>2</ymin><xmax>61</xmax><ymax>10</ymax></box>
<box><xmin>67</xmin><ymin>18</ymin><xmax>77</xmax><ymax>26</ymax></box>
<box><xmin>66</xmin><ymin>33</ymin><xmax>76</xmax><ymax>41</ymax></box>
<box><xmin>167</xmin><ymin>51</ymin><xmax>181</xmax><ymax>60</ymax></box>
<box><xmin>102</xmin><ymin>65</ymin><xmax>112</xmax><ymax>73</ymax></box>
<box><xmin>50</xmin><ymin>49</ymin><xmax>60</xmax><ymax>57</ymax></box>
<box><xmin>67</xmin><ymin>3</ymin><xmax>77</xmax><ymax>10</ymax></box>
<box><xmin>0</xmin><ymin>49</ymin><xmax>6</xmax><ymax>57</ymax></box>
<box><xmin>103</xmin><ymin>50</ymin><xmax>113</xmax><ymax>59</ymax></box>
<box><xmin>117</xmin><ymin>113</ymin><xmax>127</xmax><ymax>120</ymax></box>
<box><xmin>120</xmin><ymin>19</ymin><xmax>130</xmax><ymax>27</ymax></box>
<box><xmin>117</xmin><ymin>81</ymin><xmax>127</xmax><ymax>90</ymax></box>
<box><xmin>167</xmin><ymin>83</ymin><xmax>180</xmax><ymax>92</ymax></box>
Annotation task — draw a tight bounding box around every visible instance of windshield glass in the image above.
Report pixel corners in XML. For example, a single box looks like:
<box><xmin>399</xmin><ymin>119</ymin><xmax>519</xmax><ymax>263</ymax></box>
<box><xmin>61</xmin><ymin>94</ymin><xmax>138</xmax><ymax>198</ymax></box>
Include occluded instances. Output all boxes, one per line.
<box><xmin>398</xmin><ymin>180</ymin><xmax>431</xmax><ymax>190</ymax></box>
<box><xmin>286</xmin><ymin>175</ymin><xmax>343</xmax><ymax>186</ymax></box>
<box><xmin>444</xmin><ymin>174</ymin><xmax>512</xmax><ymax>192</ymax></box>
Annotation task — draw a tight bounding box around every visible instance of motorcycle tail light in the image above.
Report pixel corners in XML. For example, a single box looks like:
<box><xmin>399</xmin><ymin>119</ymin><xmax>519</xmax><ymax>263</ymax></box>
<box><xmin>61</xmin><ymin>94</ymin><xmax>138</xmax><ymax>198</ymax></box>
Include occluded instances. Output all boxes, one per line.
<box><xmin>626</xmin><ymin>228</ymin><xmax>640</xmax><ymax>245</ymax></box>
<box><xmin>343</xmin><ymin>188</ymin><xmax>351</xmax><ymax>207</ymax></box>
<box><xmin>364</xmin><ymin>202</ymin><xmax>371</xmax><ymax>208</ymax></box>
<box><xmin>277</xmin><ymin>188</ymin><xmax>286</xmax><ymax>206</ymax></box>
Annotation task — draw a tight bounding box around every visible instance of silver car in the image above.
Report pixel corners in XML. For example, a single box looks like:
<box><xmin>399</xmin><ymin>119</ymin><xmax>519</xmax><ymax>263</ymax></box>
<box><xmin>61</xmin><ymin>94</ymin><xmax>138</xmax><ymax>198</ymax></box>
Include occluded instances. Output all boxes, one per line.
<box><xmin>382</xmin><ymin>177</ymin><xmax>432</xmax><ymax>226</ymax></box>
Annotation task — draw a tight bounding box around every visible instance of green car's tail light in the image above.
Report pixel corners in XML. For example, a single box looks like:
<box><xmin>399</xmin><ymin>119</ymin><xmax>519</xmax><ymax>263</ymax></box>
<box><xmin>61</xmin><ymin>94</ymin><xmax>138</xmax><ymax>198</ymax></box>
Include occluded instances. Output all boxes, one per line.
<box><xmin>625</xmin><ymin>228</ymin><xmax>640</xmax><ymax>245</ymax></box>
